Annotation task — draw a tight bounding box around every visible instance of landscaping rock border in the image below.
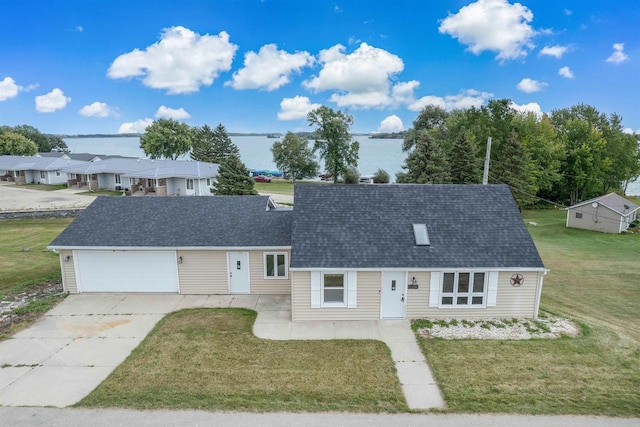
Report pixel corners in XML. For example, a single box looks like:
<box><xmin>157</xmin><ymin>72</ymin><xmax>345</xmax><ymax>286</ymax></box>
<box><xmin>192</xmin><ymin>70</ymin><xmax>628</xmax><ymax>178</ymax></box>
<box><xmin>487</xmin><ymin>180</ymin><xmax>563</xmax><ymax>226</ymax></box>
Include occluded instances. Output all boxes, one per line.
<box><xmin>0</xmin><ymin>209</ymin><xmax>83</xmax><ymax>220</ymax></box>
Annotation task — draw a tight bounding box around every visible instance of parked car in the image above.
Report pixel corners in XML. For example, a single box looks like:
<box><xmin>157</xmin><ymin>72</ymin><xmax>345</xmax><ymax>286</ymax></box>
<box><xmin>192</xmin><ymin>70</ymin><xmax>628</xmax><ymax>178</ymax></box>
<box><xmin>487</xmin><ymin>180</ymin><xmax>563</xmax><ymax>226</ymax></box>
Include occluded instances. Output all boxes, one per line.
<box><xmin>254</xmin><ymin>175</ymin><xmax>272</xmax><ymax>183</ymax></box>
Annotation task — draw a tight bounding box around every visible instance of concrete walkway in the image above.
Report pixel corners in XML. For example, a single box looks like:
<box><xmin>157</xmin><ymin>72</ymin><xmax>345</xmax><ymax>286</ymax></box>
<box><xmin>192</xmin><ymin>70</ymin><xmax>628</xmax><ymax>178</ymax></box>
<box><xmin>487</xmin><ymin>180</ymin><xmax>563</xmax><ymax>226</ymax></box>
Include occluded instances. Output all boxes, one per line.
<box><xmin>0</xmin><ymin>294</ymin><xmax>443</xmax><ymax>410</ymax></box>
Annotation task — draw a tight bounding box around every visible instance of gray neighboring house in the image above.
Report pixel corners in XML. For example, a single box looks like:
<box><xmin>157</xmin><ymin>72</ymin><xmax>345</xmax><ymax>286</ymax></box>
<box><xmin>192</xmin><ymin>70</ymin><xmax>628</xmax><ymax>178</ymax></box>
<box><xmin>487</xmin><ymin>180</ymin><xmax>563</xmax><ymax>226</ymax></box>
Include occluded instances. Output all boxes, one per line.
<box><xmin>566</xmin><ymin>193</ymin><xmax>639</xmax><ymax>234</ymax></box>
<box><xmin>0</xmin><ymin>155</ymin><xmax>88</xmax><ymax>185</ymax></box>
<box><xmin>49</xmin><ymin>184</ymin><xmax>547</xmax><ymax>320</ymax></box>
<box><xmin>36</xmin><ymin>152</ymin><xmax>135</xmax><ymax>162</ymax></box>
<box><xmin>60</xmin><ymin>158</ymin><xmax>219</xmax><ymax>195</ymax></box>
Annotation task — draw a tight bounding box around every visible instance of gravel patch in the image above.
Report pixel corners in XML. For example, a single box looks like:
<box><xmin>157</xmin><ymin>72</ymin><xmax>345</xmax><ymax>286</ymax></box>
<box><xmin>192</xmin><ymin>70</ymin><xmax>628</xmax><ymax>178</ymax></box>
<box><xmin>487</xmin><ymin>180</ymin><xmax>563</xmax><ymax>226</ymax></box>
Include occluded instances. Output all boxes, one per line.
<box><xmin>415</xmin><ymin>315</ymin><xmax>581</xmax><ymax>340</ymax></box>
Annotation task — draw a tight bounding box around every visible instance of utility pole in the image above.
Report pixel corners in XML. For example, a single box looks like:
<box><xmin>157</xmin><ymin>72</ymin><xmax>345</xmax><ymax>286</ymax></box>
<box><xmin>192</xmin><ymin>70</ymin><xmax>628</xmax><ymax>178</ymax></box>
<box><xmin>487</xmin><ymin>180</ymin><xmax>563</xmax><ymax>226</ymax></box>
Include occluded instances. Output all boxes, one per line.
<box><xmin>482</xmin><ymin>137</ymin><xmax>492</xmax><ymax>185</ymax></box>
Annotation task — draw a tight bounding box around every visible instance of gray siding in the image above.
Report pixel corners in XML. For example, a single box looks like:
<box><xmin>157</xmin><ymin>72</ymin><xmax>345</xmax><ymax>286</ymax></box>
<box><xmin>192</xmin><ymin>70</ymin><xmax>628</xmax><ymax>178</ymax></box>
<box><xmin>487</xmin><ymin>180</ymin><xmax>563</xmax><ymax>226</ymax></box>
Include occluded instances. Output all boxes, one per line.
<box><xmin>567</xmin><ymin>204</ymin><xmax>623</xmax><ymax>234</ymax></box>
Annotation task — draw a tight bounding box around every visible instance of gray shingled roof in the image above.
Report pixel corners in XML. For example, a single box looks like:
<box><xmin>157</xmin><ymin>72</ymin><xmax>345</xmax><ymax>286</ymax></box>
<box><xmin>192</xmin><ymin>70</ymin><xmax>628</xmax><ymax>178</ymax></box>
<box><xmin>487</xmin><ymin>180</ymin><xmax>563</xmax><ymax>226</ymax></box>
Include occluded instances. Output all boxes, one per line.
<box><xmin>568</xmin><ymin>193</ymin><xmax>639</xmax><ymax>215</ymax></box>
<box><xmin>290</xmin><ymin>184</ymin><xmax>544</xmax><ymax>269</ymax></box>
<box><xmin>50</xmin><ymin>196</ymin><xmax>291</xmax><ymax>248</ymax></box>
<box><xmin>0</xmin><ymin>155</ymin><xmax>88</xmax><ymax>171</ymax></box>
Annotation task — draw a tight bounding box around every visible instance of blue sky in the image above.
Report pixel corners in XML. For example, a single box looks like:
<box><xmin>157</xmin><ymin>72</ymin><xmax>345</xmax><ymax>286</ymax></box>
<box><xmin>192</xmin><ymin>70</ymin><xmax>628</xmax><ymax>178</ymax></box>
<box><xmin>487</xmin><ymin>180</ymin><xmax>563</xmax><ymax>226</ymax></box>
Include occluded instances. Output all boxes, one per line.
<box><xmin>1</xmin><ymin>0</ymin><xmax>638</xmax><ymax>135</ymax></box>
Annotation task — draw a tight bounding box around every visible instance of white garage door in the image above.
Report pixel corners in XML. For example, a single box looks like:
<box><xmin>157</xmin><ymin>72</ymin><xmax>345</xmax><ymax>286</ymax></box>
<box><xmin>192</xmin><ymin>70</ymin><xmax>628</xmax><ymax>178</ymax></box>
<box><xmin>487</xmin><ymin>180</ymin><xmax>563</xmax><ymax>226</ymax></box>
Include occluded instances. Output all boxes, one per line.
<box><xmin>75</xmin><ymin>251</ymin><xmax>179</xmax><ymax>293</ymax></box>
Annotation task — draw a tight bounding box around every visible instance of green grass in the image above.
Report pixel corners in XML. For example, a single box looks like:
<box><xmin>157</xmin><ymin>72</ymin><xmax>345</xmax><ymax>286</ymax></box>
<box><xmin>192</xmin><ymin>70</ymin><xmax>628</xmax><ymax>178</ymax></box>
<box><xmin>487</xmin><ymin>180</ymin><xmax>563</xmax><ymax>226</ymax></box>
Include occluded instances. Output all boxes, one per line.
<box><xmin>254</xmin><ymin>179</ymin><xmax>325</xmax><ymax>195</ymax></box>
<box><xmin>1</xmin><ymin>294</ymin><xmax>67</xmax><ymax>340</ymax></box>
<box><xmin>0</xmin><ymin>218</ymin><xmax>72</xmax><ymax>294</ymax></box>
<box><xmin>15</xmin><ymin>183</ymin><xmax>67</xmax><ymax>191</ymax></box>
<box><xmin>415</xmin><ymin>208</ymin><xmax>640</xmax><ymax>416</ymax></box>
<box><xmin>79</xmin><ymin>308</ymin><xmax>407</xmax><ymax>413</ymax></box>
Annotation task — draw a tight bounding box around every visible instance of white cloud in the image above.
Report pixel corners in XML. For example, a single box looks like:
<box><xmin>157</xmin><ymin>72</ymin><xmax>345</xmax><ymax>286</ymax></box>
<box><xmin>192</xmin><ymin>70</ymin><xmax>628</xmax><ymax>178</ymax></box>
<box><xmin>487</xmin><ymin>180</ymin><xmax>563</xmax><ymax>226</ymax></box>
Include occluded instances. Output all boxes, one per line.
<box><xmin>516</xmin><ymin>78</ymin><xmax>547</xmax><ymax>93</ymax></box>
<box><xmin>564</xmin><ymin>9</ymin><xmax>572</xmax><ymax>16</ymax></box>
<box><xmin>155</xmin><ymin>105</ymin><xmax>191</xmax><ymax>120</ymax></box>
<box><xmin>117</xmin><ymin>118</ymin><xmax>154</xmax><ymax>134</ymax></box>
<box><xmin>409</xmin><ymin>89</ymin><xmax>493</xmax><ymax>111</ymax></box>
<box><xmin>77</xmin><ymin>26</ymin><xmax>84</xmax><ymax>33</ymax></box>
<box><xmin>623</xmin><ymin>128</ymin><xmax>640</xmax><ymax>135</ymax></box>
<box><xmin>35</xmin><ymin>88</ymin><xmax>71</xmax><ymax>112</ymax></box>
<box><xmin>0</xmin><ymin>76</ymin><xmax>22</xmax><ymax>101</ymax></box>
<box><xmin>510</xmin><ymin>101</ymin><xmax>543</xmax><ymax>116</ymax></box>
<box><xmin>558</xmin><ymin>66</ymin><xmax>574</xmax><ymax>79</ymax></box>
<box><xmin>107</xmin><ymin>26</ymin><xmax>238</xmax><ymax>94</ymax></box>
<box><xmin>226</xmin><ymin>44</ymin><xmax>313</xmax><ymax>91</ymax></box>
<box><xmin>277</xmin><ymin>96</ymin><xmax>321</xmax><ymax>120</ymax></box>
<box><xmin>438</xmin><ymin>0</ymin><xmax>536</xmax><ymax>61</ymax></box>
<box><xmin>606</xmin><ymin>43</ymin><xmax>628</xmax><ymax>64</ymax></box>
<box><xmin>391</xmin><ymin>80</ymin><xmax>420</xmax><ymax>105</ymax></box>
<box><xmin>377</xmin><ymin>115</ymin><xmax>404</xmax><ymax>133</ymax></box>
<box><xmin>79</xmin><ymin>102</ymin><xmax>117</xmax><ymax>118</ymax></box>
<box><xmin>540</xmin><ymin>45</ymin><xmax>568</xmax><ymax>58</ymax></box>
<box><xmin>303</xmin><ymin>42</ymin><xmax>405</xmax><ymax>109</ymax></box>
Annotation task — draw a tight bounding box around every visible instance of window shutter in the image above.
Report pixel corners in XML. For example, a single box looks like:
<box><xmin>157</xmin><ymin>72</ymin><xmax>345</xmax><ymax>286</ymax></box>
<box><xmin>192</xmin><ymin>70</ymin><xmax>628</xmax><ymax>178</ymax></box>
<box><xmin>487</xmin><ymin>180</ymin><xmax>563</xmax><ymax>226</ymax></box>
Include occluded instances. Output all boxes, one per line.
<box><xmin>347</xmin><ymin>271</ymin><xmax>357</xmax><ymax>308</ymax></box>
<box><xmin>429</xmin><ymin>272</ymin><xmax>441</xmax><ymax>307</ymax></box>
<box><xmin>311</xmin><ymin>271</ymin><xmax>321</xmax><ymax>308</ymax></box>
<box><xmin>487</xmin><ymin>271</ymin><xmax>499</xmax><ymax>307</ymax></box>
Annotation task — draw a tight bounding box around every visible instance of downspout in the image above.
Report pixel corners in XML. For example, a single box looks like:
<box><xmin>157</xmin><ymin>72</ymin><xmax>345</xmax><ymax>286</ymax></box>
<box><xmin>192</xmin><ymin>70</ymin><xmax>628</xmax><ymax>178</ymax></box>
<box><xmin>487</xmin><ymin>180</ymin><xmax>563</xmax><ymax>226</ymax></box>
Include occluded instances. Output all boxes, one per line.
<box><xmin>534</xmin><ymin>269</ymin><xmax>548</xmax><ymax>319</ymax></box>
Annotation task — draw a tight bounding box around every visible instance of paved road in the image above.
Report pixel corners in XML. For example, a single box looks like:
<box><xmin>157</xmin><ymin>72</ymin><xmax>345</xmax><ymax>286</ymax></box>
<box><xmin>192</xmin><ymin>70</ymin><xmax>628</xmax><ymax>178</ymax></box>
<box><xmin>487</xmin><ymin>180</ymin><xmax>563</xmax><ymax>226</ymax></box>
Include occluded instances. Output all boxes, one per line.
<box><xmin>1</xmin><ymin>407</ymin><xmax>637</xmax><ymax>427</ymax></box>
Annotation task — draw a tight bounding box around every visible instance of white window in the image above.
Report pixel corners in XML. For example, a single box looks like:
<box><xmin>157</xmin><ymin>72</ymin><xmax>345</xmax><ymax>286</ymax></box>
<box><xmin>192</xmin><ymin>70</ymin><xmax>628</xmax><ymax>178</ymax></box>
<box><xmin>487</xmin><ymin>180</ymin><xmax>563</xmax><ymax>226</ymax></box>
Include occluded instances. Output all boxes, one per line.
<box><xmin>322</xmin><ymin>272</ymin><xmax>346</xmax><ymax>306</ymax></box>
<box><xmin>115</xmin><ymin>174</ymin><xmax>121</xmax><ymax>184</ymax></box>
<box><xmin>440</xmin><ymin>272</ymin><xmax>486</xmax><ymax>307</ymax></box>
<box><xmin>186</xmin><ymin>179</ymin><xmax>194</xmax><ymax>190</ymax></box>
<box><xmin>69</xmin><ymin>173</ymin><xmax>77</xmax><ymax>179</ymax></box>
<box><xmin>40</xmin><ymin>171</ymin><xmax>46</xmax><ymax>179</ymax></box>
<box><xmin>55</xmin><ymin>170</ymin><xmax>61</xmax><ymax>177</ymax></box>
<box><xmin>264</xmin><ymin>252</ymin><xmax>288</xmax><ymax>279</ymax></box>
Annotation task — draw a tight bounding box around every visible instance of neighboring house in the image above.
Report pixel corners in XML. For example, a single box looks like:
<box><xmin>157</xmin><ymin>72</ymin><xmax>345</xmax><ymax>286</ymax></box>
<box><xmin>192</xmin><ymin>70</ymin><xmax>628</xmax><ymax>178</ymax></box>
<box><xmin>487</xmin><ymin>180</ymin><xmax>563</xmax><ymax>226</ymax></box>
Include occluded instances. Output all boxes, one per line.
<box><xmin>49</xmin><ymin>184</ymin><xmax>547</xmax><ymax>320</ymax></box>
<box><xmin>36</xmin><ymin>152</ymin><xmax>136</xmax><ymax>162</ymax></box>
<box><xmin>566</xmin><ymin>193</ymin><xmax>639</xmax><ymax>234</ymax></box>
<box><xmin>0</xmin><ymin>155</ymin><xmax>88</xmax><ymax>185</ymax></box>
<box><xmin>60</xmin><ymin>158</ymin><xmax>219</xmax><ymax>195</ymax></box>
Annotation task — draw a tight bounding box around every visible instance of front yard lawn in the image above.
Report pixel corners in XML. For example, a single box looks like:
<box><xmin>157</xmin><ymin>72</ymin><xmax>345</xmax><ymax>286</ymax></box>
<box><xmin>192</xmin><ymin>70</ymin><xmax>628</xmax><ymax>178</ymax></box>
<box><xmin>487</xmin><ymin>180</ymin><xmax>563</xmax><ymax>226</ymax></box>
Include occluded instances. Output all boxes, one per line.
<box><xmin>15</xmin><ymin>183</ymin><xmax>68</xmax><ymax>191</ymax></box>
<box><xmin>415</xmin><ymin>208</ymin><xmax>640</xmax><ymax>417</ymax></box>
<box><xmin>79</xmin><ymin>308</ymin><xmax>407</xmax><ymax>413</ymax></box>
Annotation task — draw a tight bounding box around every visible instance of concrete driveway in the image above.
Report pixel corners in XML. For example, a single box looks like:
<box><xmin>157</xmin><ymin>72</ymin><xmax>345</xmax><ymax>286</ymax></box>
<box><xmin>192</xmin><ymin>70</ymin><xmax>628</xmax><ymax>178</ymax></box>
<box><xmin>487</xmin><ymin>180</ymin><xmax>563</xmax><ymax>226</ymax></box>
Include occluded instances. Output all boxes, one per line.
<box><xmin>0</xmin><ymin>182</ymin><xmax>96</xmax><ymax>211</ymax></box>
<box><xmin>0</xmin><ymin>294</ymin><xmax>260</xmax><ymax>407</ymax></box>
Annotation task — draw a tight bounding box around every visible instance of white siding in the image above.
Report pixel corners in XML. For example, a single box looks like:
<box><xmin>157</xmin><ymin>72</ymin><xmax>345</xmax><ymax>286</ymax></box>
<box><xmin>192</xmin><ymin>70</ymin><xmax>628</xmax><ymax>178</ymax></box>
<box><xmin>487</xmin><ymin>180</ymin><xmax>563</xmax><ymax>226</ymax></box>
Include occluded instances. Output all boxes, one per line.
<box><xmin>59</xmin><ymin>250</ymin><xmax>77</xmax><ymax>293</ymax></box>
<box><xmin>249</xmin><ymin>250</ymin><xmax>291</xmax><ymax>294</ymax></box>
<box><xmin>177</xmin><ymin>250</ymin><xmax>228</xmax><ymax>294</ymax></box>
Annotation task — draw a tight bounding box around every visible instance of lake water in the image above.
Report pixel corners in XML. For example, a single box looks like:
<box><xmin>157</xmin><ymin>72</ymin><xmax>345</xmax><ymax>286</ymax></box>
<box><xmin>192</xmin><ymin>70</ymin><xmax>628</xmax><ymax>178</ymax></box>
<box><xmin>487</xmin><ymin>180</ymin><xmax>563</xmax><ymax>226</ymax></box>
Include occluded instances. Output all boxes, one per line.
<box><xmin>63</xmin><ymin>135</ymin><xmax>640</xmax><ymax>196</ymax></box>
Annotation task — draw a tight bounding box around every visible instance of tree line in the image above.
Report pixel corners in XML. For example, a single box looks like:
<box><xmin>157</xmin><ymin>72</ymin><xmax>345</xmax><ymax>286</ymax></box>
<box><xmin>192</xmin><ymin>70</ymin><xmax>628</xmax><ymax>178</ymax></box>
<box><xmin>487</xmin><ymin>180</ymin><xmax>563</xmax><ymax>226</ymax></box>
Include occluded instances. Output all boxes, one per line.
<box><xmin>0</xmin><ymin>125</ymin><xmax>68</xmax><ymax>155</ymax></box>
<box><xmin>396</xmin><ymin>100</ymin><xmax>640</xmax><ymax>206</ymax></box>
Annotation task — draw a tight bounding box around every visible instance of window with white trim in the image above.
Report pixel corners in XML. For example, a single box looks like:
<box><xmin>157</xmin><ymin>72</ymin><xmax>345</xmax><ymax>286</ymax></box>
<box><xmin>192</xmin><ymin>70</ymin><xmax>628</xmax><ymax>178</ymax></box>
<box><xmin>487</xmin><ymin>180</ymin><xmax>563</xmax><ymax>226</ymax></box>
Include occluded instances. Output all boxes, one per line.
<box><xmin>440</xmin><ymin>272</ymin><xmax>486</xmax><ymax>307</ymax></box>
<box><xmin>115</xmin><ymin>174</ymin><xmax>121</xmax><ymax>184</ymax></box>
<box><xmin>264</xmin><ymin>252</ymin><xmax>287</xmax><ymax>279</ymax></box>
<box><xmin>55</xmin><ymin>170</ymin><xmax>61</xmax><ymax>177</ymax></box>
<box><xmin>186</xmin><ymin>179</ymin><xmax>194</xmax><ymax>190</ymax></box>
<box><xmin>206</xmin><ymin>178</ymin><xmax>211</xmax><ymax>186</ymax></box>
<box><xmin>40</xmin><ymin>171</ymin><xmax>46</xmax><ymax>179</ymax></box>
<box><xmin>322</xmin><ymin>272</ymin><xmax>346</xmax><ymax>306</ymax></box>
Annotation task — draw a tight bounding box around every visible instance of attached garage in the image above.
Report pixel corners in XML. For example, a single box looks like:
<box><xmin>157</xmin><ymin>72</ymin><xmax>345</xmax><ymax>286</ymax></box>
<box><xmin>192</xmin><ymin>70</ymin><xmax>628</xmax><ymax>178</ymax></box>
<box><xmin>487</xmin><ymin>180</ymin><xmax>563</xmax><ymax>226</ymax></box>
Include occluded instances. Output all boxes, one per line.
<box><xmin>74</xmin><ymin>250</ymin><xmax>179</xmax><ymax>293</ymax></box>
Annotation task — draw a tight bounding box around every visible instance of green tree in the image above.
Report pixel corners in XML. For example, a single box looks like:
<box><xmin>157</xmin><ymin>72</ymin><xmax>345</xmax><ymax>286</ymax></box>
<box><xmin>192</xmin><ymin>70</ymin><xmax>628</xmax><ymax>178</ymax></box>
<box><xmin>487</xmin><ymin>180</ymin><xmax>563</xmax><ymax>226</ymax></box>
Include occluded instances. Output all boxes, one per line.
<box><xmin>403</xmin><ymin>105</ymin><xmax>449</xmax><ymax>152</ymax></box>
<box><xmin>449</xmin><ymin>127</ymin><xmax>481</xmax><ymax>184</ymax></box>
<box><xmin>271</xmin><ymin>132</ymin><xmax>318</xmax><ymax>183</ymax></box>
<box><xmin>8</xmin><ymin>124</ymin><xmax>68</xmax><ymax>152</ymax></box>
<box><xmin>343</xmin><ymin>167</ymin><xmax>360</xmax><ymax>184</ymax></box>
<box><xmin>206</xmin><ymin>124</ymin><xmax>240</xmax><ymax>164</ymax></box>
<box><xmin>396</xmin><ymin>131</ymin><xmax>451</xmax><ymax>184</ymax></box>
<box><xmin>491</xmin><ymin>130</ymin><xmax>535</xmax><ymax>206</ymax></box>
<box><xmin>0</xmin><ymin>130</ymin><xmax>38</xmax><ymax>155</ymax></box>
<box><xmin>307</xmin><ymin>106</ymin><xmax>359</xmax><ymax>183</ymax></box>
<box><xmin>140</xmin><ymin>118</ymin><xmax>192</xmax><ymax>160</ymax></box>
<box><xmin>212</xmin><ymin>153</ymin><xmax>258</xmax><ymax>195</ymax></box>
<box><xmin>190</xmin><ymin>125</ymin><xmax>217</xmax><ymax>163</ymax></box>
<box><xmin>373</xmin><ymin>168</ymin><xmax>390</xmax><ymax>184</ymax></box>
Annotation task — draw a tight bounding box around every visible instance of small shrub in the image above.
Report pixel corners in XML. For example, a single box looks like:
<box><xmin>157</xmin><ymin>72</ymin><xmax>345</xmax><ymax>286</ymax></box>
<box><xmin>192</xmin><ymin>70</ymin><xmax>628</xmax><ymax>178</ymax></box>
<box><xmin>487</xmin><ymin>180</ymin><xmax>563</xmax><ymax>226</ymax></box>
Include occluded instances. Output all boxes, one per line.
<box><xmin>343</xmin><ymin>167</ymin><xmax>360</xmax><ymax>184</ymax></box>
<box><xmin>412</xmin><ymin>319</ymin><xmax>434</xmax><ymax>330</ymax></box>
<box><xmin>373</xmin><ymin>168</ymin><xmax>390</xmax><ymax>184</ymax></box>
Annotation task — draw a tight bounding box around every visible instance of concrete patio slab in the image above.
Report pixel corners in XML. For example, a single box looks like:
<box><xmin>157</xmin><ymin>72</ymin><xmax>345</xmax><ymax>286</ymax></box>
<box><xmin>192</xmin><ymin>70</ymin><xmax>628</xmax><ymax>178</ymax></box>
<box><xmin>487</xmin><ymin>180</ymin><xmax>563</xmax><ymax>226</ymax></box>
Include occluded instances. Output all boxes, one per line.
<box><xmin>174</xmin><ymin>295</ymin><xmax>209</xmax><ymax>310</ymax></box>
<box><xmin>256</xmin><ymin>309</ymin><xmax>292</xmax><ymax>323</ymax></box>
<box><xmin>0</xmin><ymin>367</ymin><xmax>31</xmax><ymax>390</ymax></box>
<box><xmin>377</xmin><ymin>320</ymin><xmax>417</xmax><ymax>342</ymax></box>
<box><xmin>334</xmin><ymin>321</ymin><xmax>381</xmax><ymax>340</ymax></box>
<box><xmin>229</xmin><ymin>295</ymin><xmax>259</xmax><ymax>309</ymax></box>
<box><xmin>0</xmin><ymin>338</ymin><xmax>72</xmax><ymax>366</ymax></box>
<box><xmin>43</xmin><ymin>337</ymin><xmax>140</xmax><ymax>367</ymax></box>
<box><xmin>47</xmin><ymin>294</ymin><xmax>125</xmax><ymax>316</ymax></box>
<box><xmin>289</xmin><ymin>321</ymin><xmax>335</xmax><ymax>340</ymax></box>
<box><xmin>255</xmin><ymin>295</ymin><xmax>291</xmax><ymax>311</ymax></box>
<box><xmin>202</xmin><ymin>295</ymin><xmax>234</xmax><ymax>307</ymax></box>
<box><xmin>253</xmin><ymin>322</ymin><xmax>292</xmax><ymax>340</ymax></box>
<box><xmin>109</xmin><ymin>294</ymin><xmax>183</xmax><ymax>314</ymax></box>
<box><xmin>0</xmin><ymin>366</ymin><xmax>113</xmax><ymax>407</ymax></box>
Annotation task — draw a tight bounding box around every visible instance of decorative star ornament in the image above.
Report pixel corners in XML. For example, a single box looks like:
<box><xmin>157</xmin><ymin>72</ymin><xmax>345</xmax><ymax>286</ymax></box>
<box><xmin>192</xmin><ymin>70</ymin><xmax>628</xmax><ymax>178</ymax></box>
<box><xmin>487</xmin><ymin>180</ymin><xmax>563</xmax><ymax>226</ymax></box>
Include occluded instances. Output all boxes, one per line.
<box><xmin>510</xmin><ymin>273</ymin><xmax>524</xmax><ymax>287</ymax></box>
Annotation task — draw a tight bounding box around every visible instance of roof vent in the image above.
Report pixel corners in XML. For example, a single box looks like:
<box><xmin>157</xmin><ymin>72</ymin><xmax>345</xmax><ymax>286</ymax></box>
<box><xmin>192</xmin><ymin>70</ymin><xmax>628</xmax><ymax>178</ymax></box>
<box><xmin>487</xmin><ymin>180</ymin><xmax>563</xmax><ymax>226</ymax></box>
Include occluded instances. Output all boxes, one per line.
<box><xmin>413</xmin><ymin>224</ymin><xmax>430</xmax><ymax>246</ymax></box>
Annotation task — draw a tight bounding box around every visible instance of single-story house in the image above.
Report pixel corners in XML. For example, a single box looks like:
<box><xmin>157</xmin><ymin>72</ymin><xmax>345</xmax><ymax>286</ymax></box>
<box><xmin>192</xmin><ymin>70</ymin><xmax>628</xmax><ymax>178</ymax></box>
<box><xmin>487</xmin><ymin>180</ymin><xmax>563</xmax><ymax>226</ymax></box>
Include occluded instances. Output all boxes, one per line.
<box><xmin>36</xmin><ymin>152</ymin><xmax>136</xmax><ymax>162</ymax></box>
<box><xmin>566</xmin><ymin>193</ymin><xmax>639</xmax><ymax>234</ymax></box>
<box><xmin>0</xmin><ymin>155</ymin><xmax>88</xmax><ymax>185</ymax></box>
<box><xmin>49</xmin><ymin>184</ymin><xmax>547</xmax><ymax>320</ymax></box>
<box><xmin>60</xmin><ymin>158</ymin><xmax>219</xmax><ymax>195</ymax></box>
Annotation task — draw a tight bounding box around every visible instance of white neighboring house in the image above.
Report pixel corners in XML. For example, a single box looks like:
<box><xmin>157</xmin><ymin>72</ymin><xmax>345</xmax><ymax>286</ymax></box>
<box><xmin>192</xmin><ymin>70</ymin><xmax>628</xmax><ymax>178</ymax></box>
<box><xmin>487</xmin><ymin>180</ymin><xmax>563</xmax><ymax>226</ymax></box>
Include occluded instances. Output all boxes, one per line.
<box><xmin>0</xmin><ymin>155</ymin><xmax>88</xmax><ymax>185</ymax></box>
<box><xmin>60</xmin><ymin>158</ymin><xmax>219</xmax><ymax>196</ymax></box>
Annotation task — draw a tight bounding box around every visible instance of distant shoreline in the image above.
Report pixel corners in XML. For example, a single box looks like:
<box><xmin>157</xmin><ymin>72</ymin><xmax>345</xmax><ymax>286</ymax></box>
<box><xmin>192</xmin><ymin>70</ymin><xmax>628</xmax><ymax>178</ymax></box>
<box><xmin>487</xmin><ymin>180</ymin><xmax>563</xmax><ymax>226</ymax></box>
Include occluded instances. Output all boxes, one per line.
<box><xmin>59</xmin><ymin>133</ymin><xmax>373</xmax><ymax>139</ymax></box>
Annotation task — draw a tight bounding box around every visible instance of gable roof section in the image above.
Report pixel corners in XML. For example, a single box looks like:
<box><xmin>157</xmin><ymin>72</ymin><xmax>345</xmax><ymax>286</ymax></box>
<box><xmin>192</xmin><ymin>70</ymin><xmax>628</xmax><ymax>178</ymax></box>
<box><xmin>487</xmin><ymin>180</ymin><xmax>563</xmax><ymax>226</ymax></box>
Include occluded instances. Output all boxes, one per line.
<box><xmin>290</xmin><ymin>184</ymin><xmax>544</xmax><ymax>269</ymax></box>
<box><xmin>50</xmin><ymin>196</ymin><xmax>291</xmax><ymax>248</ymax></box>
<box><xmin>0</xmin><ymin>155</ymin><xmax>88</xmax><ymax>171</ymax></box>
<box><xmin>568</xmin><ymin>193</ymin><xmax>639</xmax><ymax>216</ymax></box>
<box><xmin>60</xmin><ymin>158</ymin><xmax>219</xmax><ymax>178</ymax></box>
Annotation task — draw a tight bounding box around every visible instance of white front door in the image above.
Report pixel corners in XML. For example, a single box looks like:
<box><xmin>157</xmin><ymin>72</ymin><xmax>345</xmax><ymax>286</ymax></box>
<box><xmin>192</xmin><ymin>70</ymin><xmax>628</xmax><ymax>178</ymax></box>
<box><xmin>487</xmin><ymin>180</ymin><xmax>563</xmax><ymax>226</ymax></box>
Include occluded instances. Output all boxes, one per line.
<box><xmin>381</xmin><ymin>271</ymin><xmax>406</xmax><ymax>319</ymax></box>
<box><xmin>228</xmin><ymin>252</ymin><xmax>250</xmax><ymax>293</ymax></box>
